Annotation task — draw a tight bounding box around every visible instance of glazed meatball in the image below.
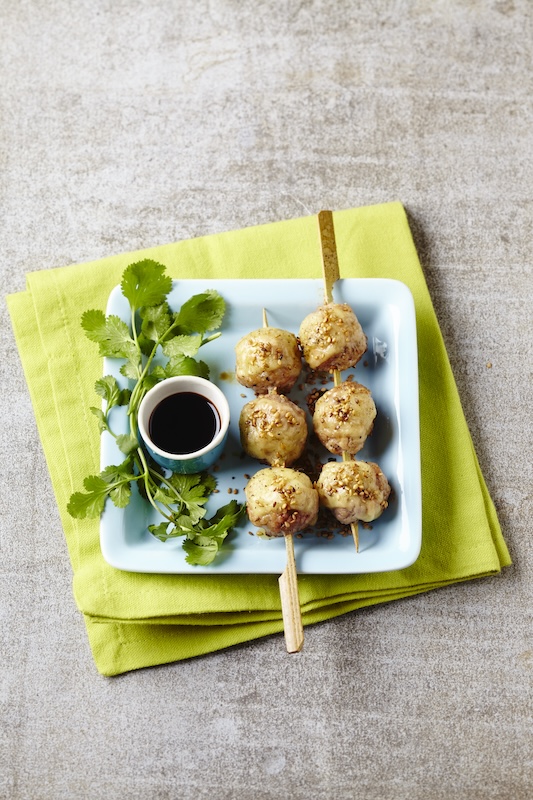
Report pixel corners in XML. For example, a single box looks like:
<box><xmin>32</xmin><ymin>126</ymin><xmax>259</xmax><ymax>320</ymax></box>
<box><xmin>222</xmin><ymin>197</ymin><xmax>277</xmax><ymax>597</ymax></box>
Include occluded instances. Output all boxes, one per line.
<box><xmin>316</xmin><ymin>460</ymin><xmax>391</xmax><ymax>524</ymax></box>
<box><xmin>245</xmin><ymin>467</ymin><xmax>319</xmax><ymax>536</ymax></box>
<box><xmin>313</xmin><ymin>381</ymin><xmax>376</xmax><ymax>455</ymax></box>
<box><xmin>298</xmin><ymin>303</ymin><xmax>367</xmax><ymax>372</ymax></box>
<box><xmin>239</xmin><ymin>391</ymin><xmax>307</xmax><ymax>467</ymax></box>
<box><xmin>235</xmin><ymin>327</ymin><xmax>301</xmax><ymax>394</ymax></box>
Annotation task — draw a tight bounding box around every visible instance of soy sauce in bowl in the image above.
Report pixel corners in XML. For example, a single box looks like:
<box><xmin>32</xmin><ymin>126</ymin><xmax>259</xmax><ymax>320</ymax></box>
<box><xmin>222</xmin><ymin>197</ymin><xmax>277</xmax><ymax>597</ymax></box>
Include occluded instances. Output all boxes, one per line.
<box><xmin>149</xmin><ymin>392</ymin><xmax>221</xmax><ymax>455</ymax></box>
<box><xmin>138</xmin><ymin>375</ymin><xmax>230</xmax><ymax>474</ymax></box>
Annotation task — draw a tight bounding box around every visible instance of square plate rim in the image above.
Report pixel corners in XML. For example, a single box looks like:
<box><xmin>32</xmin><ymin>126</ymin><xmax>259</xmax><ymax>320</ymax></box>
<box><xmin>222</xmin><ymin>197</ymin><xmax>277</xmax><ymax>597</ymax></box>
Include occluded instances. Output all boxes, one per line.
<box><xmin>99</xmin><ymin>276</ymin><xmax>422</xmax><ymax>575</ymax></box>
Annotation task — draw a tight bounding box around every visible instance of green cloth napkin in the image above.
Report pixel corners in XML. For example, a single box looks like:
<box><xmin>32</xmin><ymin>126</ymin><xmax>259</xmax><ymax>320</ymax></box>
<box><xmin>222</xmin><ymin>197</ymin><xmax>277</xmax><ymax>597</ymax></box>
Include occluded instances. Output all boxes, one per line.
<box><xmin>7</xmin><ymin>202</ymin><xmax>510</xmax><ymax>676</ymax></box>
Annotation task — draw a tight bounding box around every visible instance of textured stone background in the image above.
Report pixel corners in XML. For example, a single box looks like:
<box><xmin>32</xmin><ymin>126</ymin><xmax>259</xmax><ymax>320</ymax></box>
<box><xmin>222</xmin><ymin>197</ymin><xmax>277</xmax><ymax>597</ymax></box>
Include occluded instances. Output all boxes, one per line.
<box><xmin>1</xmin><ymin>2</ymin><xmax>532</xmax><ymax>799</ymax></box>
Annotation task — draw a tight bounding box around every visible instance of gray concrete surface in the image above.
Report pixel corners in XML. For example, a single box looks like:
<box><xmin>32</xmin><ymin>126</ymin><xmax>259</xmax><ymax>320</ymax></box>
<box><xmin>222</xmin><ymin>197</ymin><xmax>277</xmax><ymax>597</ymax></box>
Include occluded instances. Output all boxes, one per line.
<box><xmin>1</xmin><ymin>1</ymin><xmax>532</xmax><ymax>798</ymax></box>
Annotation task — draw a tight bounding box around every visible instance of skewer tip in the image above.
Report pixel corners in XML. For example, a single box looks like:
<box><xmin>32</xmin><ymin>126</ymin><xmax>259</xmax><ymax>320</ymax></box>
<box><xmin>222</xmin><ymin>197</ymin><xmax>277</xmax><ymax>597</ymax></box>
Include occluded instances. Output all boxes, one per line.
<box><xmin>351</xmin><ymin>521</ymin><xmax>359</xmax><ymax>552</ymax></box>
<box><xmin>279</xmin><ymin>533</ymin><xmax>304</xmax><ymax>653</ymax></box>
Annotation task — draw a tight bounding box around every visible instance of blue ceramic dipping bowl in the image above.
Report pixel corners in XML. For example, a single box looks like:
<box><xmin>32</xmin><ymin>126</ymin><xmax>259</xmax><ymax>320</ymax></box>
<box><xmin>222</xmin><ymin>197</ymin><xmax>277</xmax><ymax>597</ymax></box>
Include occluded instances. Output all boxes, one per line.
<box><xmin>137</xmin><ymin>376</ymin><xmax>230</xmax><ymax>474</ymax></box>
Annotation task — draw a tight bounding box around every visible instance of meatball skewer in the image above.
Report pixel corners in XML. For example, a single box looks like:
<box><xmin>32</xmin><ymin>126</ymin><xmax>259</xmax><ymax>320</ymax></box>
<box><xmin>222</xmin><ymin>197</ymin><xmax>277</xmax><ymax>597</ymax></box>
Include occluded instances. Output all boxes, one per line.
<box><xmin>241</xmin><ymin>309</ymin><xmax>314</xmax><ymax>653</ymax></box>
<box><xmin>312</xmin><ymin>210</ymin><xmax>392</xmax><ymax>546</ymax></box>
<box><xmin>311</xmin><ymin>211</ymin><xmax>392</xmax><ymax>542</ymax></box>
<box><xmin>311</xmin><ymin>209</ymin><xmax>363</xmax><ymax>550</ymax></box>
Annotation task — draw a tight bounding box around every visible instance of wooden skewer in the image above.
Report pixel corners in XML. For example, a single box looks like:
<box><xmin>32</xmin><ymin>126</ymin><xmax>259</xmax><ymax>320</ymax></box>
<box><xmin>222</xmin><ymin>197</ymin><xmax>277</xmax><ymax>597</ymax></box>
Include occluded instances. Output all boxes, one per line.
<box><xmin>317</xmin><ymin>210</ymin><xmax>360</xmax><ymax>552</ymax></box>
<box><xmin>279</xmin><ymin>535</ymin><xmax>304</xmax><ymax>653</ymax></box>
<box><xmin>262</xmin><ymin>307</ymin><xmax>304</xmax><ymax>653</ymax></box>
<box><xmin>318</xmin><ymin>209</ymin><xmax>340</xmax><ymax>303</ymax></box>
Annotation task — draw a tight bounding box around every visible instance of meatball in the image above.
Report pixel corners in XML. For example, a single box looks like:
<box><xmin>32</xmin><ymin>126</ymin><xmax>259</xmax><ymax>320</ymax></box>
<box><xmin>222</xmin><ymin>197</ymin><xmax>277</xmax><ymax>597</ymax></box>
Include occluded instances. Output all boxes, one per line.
<box><xmin>313</xmin><ymin>381</ymin><xmax>376</xmax><ymax>455</ymax></box>
<box><xmin>235</xmin><ymin>327</ymin><xmax>301</xmax><ymax>394</ymax></box>
<box><xmin>316</xmin><ymin>460</ymin><xmax>391</xmax><ymax>524</ymax></box>
<box><xmin>239</xmin><ymin>391</ymin><xmax>307</xmax><ymax>467</ymax></box>
<box><xmin>298</xmin><ymin>303</ymin><xmax>367</xmax><ymax>372</ymax></box>
<box><xmin>245</xmin><ymin>467</ymin><xmax>319</xmax><ymax>536</ymax></box>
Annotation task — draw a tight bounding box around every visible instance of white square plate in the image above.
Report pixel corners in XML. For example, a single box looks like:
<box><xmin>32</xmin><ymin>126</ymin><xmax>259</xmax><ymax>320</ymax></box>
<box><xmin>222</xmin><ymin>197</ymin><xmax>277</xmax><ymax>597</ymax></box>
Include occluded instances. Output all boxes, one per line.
<box><xmin>100</xmin><ymin>278</ymin><xmax>421</xmax><ymax>574</ymax></box>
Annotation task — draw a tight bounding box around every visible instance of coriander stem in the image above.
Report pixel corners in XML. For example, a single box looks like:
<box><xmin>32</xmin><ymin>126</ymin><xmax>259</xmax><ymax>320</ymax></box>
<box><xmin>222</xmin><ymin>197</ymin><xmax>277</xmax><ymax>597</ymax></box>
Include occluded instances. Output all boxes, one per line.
<box><xmin>130</xmin><ymin>306</ymin><xmax>140</xmax><ymax>350</ymax></box>
<box><xmin>136</xmin><ymin>447</ymin><xmax>174</xmax><ymax>522</ymax></box>
<box><xmin>149</xmin><ymin>468</ymin><xmax>188</xmax><ymax>506</ymax></box>
<box><xmin>127</xmin><ymin>316</ymin><xmax>182</xmax><ymax>416</ymax></box>
<box><xmin>127</xmin><ymin>331</ymin><xmax>167</xmax><ymax>415</ymax></box>
<box><xmin>201</xmin><ymin>332</ymin><xmax>222</xmax><ymax>346</ymax></box>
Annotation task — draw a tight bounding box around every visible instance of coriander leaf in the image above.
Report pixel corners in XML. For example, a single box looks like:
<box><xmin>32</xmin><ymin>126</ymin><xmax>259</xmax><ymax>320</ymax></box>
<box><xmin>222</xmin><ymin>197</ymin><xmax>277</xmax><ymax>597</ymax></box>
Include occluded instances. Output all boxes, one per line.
<box><xmin>140</xmin><ymin>302</ymin><xmax>172</xmax><ymax>343</ymax></box>
<box><xmin>148</xmin><ymin>521</ymin><xmax>175</xmax><ymax>541</ymax></box>
<box><xmin>176</xmin><ymin>290</ymin><xmax>225</xmax><ymax>334</ymax></box>
<box><xmin>116</xmin><ymin>433</ymin><xmax>139</xmax><ymax>455</ymax></box>
<box><xmin>201</xmin><ymin>472</ymin><xmax>217</xmax><ymax>495</ymax></box>
<box><xmin>185</xmin><ymin>531</ymin><xmax>219</xmax><ymax>546</ymax></box>
<box><xmin>67</xmin><ymin>460</ymin><xmax>138</xmax><ymax>518</ymax></box>
<box><xmin>181</xmin><ymin>501</ymin><xmax>245</xmax><ymax>565</ymax></box>
<box><xmin>182</xmin><ymin>540</ymin><xmax>219</xmax><ymax>566</ymax></box>
<box><xmin>138</xmin><ymin>333</ymin><xmax>157</xmax><ymax>357</ymax></box>
<box><xmin>81</xmin><ymin>309</ymin><xmax>107</xmax><ymax>341</ymax></box>
<box><xmin>148</xmin><ymin>517</ymin><xmax>192</xmax><ymax>541</ymax></box>
<box><xmin>110</xmin><ymin>482</ymin><xmax>132</xmax><ymax>508</ymax></box>
<box><xmin>90</xmin><ymin>406</ymin><xmax>109</xmax><ymax>434</ymax></box>
<box><xmin>164</xmin><ymin>355</ymin><xmax>210</xmax><ymax>379</ymax></box>
<box><xmin>172</xmin><ymin>515</ymin><xmax>197</xmax><ymax>533</ymax></box>
<box><xmin>167</xmin><ymin>473</ymin><xmax>212</xmax><ymax>507</ymax></box>
<box><xmin>67</xmin><ymin>490</ymin><xmax>106</xmax><ymax>520</ymax></box>
<box><xmin>94</xmin><ymin>375</ymin><xmax>120</xmax><ymax>405</ymax></box>
<box><xmin>142</xmin><ymin>370</ymin><xmax>164</xmax><ymax>391</ymax></box>
<box><xmin>153</xmin><ymin>475</ymin><xmax>214</xmax><ymax>524</ymax></box>
<box><xmin>81</xmin><ymin>311</ymin><xmax>137</xmax><ymax>359</ymax></box>
<box><xmin>121</xmin><ymin>260</ymin><xmax>172</xmax><ymax>309</ymax></box>
<box><xmin>180</xmin><ymin>505</ymin><xmax>206</xmax><ymax>527</ymax></box>
<box><xmin>120</xmin><ymin>358</ymin><xmax>141</xmax><ymax>381</ymax></box>
<box><xmin>184</xmin><ymin>505</ymin><xmax>206</xmax><ymax>526</ymax></box>
<box><xmin>162</xmin><ymin>333</ymin><xmax>203</xmax><ymax>358</ymax></box>
<box><xmin>94</xmin><ymin>375</ymin><xmax>131</xmax><ymax>409</ymax></box>
<box><xmin>100</xmin><ymin>459</ymin><xmax>136</xmax><ymax>482</ymax></box>
<box><xmin>153</xmin><ymin>486</ymin><xmax>186</xmax><ymax>507</ymax></box>
<box><xmin>199</xmin><ymin>500</ymin><xmax>246</xmax><ymax>538</ymax></box>
<box><xmin>84</xmin><ymin>474</ymin><xmax>109</xmax><ymax>492</ymax></box>
<box><xmin>154</xmin><ymin>487</ymin><xmax>206</xmax><ymax>526</ymax></box>
<box><xmin>147</xmin><ymin>366</ymin><xmax>167</xmax><ymax>380</ymax></box>
<box><xmin>67</xmin><ymin>475</ymin><xmax>110</xmax><ymax>519</ymax></box>
<box><xmin>119</xmin><ymin>388</ymin><xmax>132</xmax><ymax>405</ymax></box>
<box><xmin>167</xmin><ymin>473</ymin><xmax>214</xmax><ymax>524</ymax></box>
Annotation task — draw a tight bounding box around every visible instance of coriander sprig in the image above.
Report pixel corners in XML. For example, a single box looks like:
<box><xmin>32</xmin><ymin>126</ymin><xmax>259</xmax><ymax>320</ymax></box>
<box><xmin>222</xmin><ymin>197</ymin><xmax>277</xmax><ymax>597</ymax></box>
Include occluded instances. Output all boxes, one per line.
<box><xmin>67</xmin><ymin>259</ymin><xmax>245</xmax><ymax>566</ymax></box>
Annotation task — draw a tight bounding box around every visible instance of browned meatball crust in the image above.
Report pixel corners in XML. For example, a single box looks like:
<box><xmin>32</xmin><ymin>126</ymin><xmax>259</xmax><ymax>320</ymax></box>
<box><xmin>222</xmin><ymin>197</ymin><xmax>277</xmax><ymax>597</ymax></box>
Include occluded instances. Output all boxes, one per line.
<box><xmin>316</xmin><ymin>460</ymin><xmax>391</xmax><ymax>524</ymax></box>
<box><xmin>239</xmin><ymin>391</ymin><xmax>307</xmax><ymax>466</ymax></box>
<box><xmin>235</xmin><ymin>327</ymin><xmax>301</xmax><ymax>394</ymax></box>
<box><xmin>313</xmin><ymin>381</ymin><xmax>376</xmax><ymax>455</ymax></box>
<box><xmin>299</xmin><ymin>303</ymin><xmax>367</xmax><ymax>372</ymax></box>
<box><xmin>245</xmin><ymin>467</ymin><xmax>319</xmax><ymax>536</ymax></box>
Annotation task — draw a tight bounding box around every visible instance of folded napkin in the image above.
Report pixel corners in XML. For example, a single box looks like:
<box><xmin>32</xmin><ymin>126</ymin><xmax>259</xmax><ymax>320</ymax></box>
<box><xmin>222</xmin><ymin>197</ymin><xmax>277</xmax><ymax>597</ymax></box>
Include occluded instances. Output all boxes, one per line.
<box><xmin>7</xmin><ymin>202</ymin><xmax>510</xmax><ymax>676</ymax></box>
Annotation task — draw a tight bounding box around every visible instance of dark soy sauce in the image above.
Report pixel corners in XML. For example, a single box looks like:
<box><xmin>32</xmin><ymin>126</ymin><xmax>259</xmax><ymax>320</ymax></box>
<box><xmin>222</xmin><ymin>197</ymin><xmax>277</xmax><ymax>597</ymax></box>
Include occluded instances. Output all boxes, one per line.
<box><xmin>149</xmin><ymin>392</ymin><xmax>220</xmax><ymax>455</ymax></box>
